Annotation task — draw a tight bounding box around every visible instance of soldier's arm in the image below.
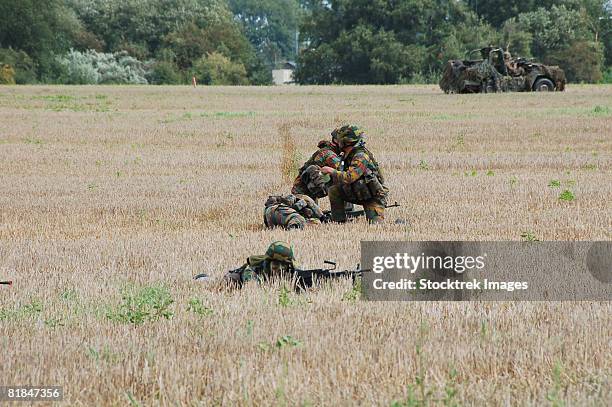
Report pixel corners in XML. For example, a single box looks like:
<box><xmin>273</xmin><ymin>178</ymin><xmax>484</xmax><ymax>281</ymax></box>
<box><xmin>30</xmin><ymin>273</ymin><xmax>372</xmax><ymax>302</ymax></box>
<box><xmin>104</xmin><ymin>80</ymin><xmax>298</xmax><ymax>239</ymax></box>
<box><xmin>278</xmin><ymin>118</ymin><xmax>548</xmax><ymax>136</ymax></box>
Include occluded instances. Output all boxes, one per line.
<box><xmin>221</xmin><ymin>264</ymin><xmax>250</xmax><ymax>289</ymax></box>
<box><xmin>315</xmin><ymin>149</ymin><xmax>342</xmax><ymax>169</ymax></box>
<box><xmin>330</xmin><ymin>153</ymin><xmax>369</xmax><ymax>184</ymax></box>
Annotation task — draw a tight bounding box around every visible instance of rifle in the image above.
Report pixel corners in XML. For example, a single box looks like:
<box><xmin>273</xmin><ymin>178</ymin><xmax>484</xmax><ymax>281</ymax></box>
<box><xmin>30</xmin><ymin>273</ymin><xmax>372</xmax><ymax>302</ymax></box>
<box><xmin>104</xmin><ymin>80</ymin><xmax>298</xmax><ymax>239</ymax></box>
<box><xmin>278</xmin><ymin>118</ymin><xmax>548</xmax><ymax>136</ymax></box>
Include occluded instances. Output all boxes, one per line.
<box><xmin>1</xmin><ymin>281</ymin><xmax>12</xmax><ymax>286</ymax></box>
<box><xmin>323</xmin><ymin>201</ymin><xmax>400</xmax><ymax>220</ymax></box>
<box><xmin>195</xmin><ymin>261</ymin><xmax>370</xmax><ymax>291</ymax></box>
<box><xmin>293</xmin><ymin>260</ymin><xmax>370</xmax><ymax>289</ymax></box>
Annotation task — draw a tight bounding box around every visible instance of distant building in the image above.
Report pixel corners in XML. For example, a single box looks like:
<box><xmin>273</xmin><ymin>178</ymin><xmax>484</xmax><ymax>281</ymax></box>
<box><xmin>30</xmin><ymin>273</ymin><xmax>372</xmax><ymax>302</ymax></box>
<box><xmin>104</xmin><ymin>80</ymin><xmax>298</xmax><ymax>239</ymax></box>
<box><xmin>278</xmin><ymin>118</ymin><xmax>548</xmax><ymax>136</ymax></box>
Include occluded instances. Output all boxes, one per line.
<box><xmin>272</xmin><ymin>61</ymin><xmax>296</xmax><ymax>85</ymax></box>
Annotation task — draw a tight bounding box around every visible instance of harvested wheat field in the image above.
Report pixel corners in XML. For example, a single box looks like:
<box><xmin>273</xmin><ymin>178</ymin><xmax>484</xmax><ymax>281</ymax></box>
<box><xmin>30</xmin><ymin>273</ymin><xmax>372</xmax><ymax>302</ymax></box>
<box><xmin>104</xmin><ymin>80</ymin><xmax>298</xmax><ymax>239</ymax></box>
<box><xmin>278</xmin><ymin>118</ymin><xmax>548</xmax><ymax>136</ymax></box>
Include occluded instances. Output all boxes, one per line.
<box><xmin>0</xmin><ymin>85</ymin><xmax>611</xmax><ymax>406</ymax></box>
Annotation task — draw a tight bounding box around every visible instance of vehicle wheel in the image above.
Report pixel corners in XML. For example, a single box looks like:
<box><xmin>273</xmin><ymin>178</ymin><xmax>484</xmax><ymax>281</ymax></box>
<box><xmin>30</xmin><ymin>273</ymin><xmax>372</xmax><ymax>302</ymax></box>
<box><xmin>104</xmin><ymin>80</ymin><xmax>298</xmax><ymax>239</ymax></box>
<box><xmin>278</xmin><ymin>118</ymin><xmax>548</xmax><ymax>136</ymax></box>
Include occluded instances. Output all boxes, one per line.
<box><xmin>533</xmin><ymin>78</ymin><xmax>554</xmax><ymax>91</ymax></box>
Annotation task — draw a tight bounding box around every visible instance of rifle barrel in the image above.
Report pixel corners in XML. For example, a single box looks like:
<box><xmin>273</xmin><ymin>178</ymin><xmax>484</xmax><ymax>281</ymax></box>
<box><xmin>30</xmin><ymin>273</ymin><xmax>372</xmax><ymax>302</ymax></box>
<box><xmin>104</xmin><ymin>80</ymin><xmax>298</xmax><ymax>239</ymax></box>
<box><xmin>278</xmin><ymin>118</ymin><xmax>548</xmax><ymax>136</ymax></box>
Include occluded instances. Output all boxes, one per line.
<box><xmin>1</xmin><ymin>281</ymin><xmax>12</xmax><ymax>285</ymax></box>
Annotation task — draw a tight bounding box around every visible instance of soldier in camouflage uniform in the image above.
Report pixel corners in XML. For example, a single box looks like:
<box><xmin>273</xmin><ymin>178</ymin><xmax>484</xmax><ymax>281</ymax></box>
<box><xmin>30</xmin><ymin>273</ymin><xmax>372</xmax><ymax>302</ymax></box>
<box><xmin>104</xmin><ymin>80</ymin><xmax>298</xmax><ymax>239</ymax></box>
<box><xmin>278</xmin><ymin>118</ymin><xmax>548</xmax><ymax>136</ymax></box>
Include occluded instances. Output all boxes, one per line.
<box><xmin>222</xmin><ymin>241</ymin><xmax>296</xmax><ymax>289</ymax></box>
<box><xmin>291</xmin><ymin>129</ymin><xmax>343</xmax><ymax>200</ymax></box>
<box><xmin>264</xmin><ymin>194</ymin><xmax>327</xmax><ymax>230</ymax></box>
<box><xmin>321</xmin><ymin>125</ymin><xmax>388</xmax><ymax>224</ymax></box>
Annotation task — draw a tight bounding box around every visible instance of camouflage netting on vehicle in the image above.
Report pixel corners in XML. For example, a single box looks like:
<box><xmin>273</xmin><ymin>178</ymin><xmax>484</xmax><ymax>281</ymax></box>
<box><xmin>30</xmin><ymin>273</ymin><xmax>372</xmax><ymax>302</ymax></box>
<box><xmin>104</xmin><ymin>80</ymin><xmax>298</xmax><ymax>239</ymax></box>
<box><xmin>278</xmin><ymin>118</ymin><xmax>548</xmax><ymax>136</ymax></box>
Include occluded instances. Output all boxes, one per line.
<box><xmin>439</xmin><ymin>48</ymin><xmax>566</xmax><ymax>94</ymax></box>
<box><xmin>542</xmin><ymin>65</ymin><xmax>566</xmax><ymax>91</ymax></box>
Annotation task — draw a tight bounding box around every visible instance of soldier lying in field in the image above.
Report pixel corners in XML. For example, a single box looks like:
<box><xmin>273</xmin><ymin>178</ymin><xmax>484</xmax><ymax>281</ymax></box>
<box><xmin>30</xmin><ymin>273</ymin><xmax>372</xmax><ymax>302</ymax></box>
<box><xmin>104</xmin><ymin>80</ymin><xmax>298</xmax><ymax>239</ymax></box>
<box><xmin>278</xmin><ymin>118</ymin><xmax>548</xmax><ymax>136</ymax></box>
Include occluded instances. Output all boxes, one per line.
<box><xmin>194</xmin><ymin>241</ymin><xmax>366</xmax><ymax>291</ymax></box>
<box><xmin>194</xmin><ymin>241</ymin><xmax>296</xmax><ymax>290</ymax></box>
<box><xmin>264</xmin><ymin>193</ymin><xmax>329</xmax><ymax>229</ymax></box>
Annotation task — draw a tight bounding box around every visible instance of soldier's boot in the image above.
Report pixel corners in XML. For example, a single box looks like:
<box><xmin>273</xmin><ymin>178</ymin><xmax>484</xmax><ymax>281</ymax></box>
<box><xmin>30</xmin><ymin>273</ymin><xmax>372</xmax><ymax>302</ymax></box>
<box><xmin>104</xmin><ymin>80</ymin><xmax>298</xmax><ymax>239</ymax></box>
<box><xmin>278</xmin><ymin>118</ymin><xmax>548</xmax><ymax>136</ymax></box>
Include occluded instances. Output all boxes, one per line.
<box><xmin>328</xmin><ymin>185</ymin><xmax>347</xmax><ymax>223</ymax></box>
<box><xmin>363</xmin><ymin>199</ymin><xmax>385</xmax><ymax>224</ymax></box>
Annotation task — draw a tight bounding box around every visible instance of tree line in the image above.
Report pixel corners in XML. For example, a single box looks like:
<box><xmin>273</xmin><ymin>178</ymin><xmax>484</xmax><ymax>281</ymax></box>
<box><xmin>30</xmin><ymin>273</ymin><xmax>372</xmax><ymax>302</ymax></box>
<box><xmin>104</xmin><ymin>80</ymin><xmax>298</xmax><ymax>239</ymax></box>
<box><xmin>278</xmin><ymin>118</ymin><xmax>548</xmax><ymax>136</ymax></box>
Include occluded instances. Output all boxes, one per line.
<box><xmin>0</xmin><ymin>0</ymin><xmax>610</xmax><ymax>85</ymax></box>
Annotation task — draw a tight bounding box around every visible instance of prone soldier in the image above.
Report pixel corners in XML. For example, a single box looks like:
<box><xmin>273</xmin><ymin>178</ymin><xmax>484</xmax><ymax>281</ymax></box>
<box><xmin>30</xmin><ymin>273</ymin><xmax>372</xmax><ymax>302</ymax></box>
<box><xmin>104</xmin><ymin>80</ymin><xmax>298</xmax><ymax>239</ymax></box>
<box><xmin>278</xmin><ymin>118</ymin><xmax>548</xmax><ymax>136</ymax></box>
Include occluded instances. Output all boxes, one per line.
<box><xmin>264</xmin><ymin>193</ymin><xmax>328</xmax><ymax>230</ymax></box>
<box><xmin>196</xmin><ymin>241</ymin><xmax>296</xmax><ymax>290</ymax></box>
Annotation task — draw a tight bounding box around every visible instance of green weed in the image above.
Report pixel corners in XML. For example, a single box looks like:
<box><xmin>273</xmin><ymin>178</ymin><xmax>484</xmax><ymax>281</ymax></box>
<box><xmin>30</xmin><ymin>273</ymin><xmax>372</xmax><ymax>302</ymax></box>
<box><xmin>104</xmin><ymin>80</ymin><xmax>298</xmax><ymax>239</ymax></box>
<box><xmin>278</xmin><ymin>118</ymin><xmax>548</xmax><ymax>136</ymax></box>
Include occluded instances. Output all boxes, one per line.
<box><xmin>44</xmin><ymin>317</ymin><xmax>65</xmax><ymax>328</ymax></box>
<box><xmin>275</xmin><ymin>335</ymin><xmax>302</xmax><ymax>349</ymax></box>
<box><xmin>546</xmin><ymin>362</ymin><xmax>566</xmax><ymax>407</ymax></box>
<box><xmin>24</xmin><ymin>137</ymin><xmax>43</xmax><ymax>145</ymax></box>
<box><xmin>106</xmin><ymin>284</ymin><xmax>174</xmax><ymax>325</ymax></box>
<box><xmin>548</xmin><ymin>180</ymin><xmax>561</xmax><ymax>188</ymax></box>
<box><xmin>87</xmin><ymin>345</ymin><xmax>122</xmax><ymax>364</ymax></box>
<box><xmin>278</xmin><ymin>285</ymin><xmax>293</xmax><ymax>307</ymax></box>
<box><xmin>591</xmin><ymin>105</ymin><xmax>610</xmax><ymax>116</ymax></box>
<box><xmin>442</xmin><ymin>368</ymin><xmax>459</xmax><ymax>407</ymax></box>
<box><xmin>342</xmin><ymin>278</ymin><xmax>362</xmax><ymax>302</ymax></box>
<box><xmin>0</xmin><ymin>298</ymin><xmax>43</xmax><ymax>321</ymax></box>
<box><xmin>509</xmin><ymin>176</ymin><xmax>518</xmax><ymax>187</ymax></box>
<box><xmin>126</xmin><ymin>392</ymin><xmax>142</xmax><ymax>407</ymax></box>
<box><xmin>60</xmin><ymin>288</ymin><xmax>79</xmax><ymax>301</ymax></box>
<box><xmin>455</xmin><ymin>134</ymin><xmax>465</xmax><ymax>147</ymax></box>
<box><xmin>258</xmin><ymin>335</ymin><xmax>302</xmax><ymax>352</ymax></box>
<box><xmin>558</xmin><ymin>190</ymin><xmax>575</xmax><ymax>202</ymax></box>
<box><xmin>246</xmin><ymin>320</ymin><xmax>254</xmax><ymax>336</ymax></box>
<box><xmin>480</xmin><ymin>320</ymin><xmax>488</xmax><ymax>339</ymax></box>
<box><xmin>520</xmin><ymin>231</ymin><xmax>539</xmax><ymax>242</ymax></box>
<box><xmin>186</xmin><ymin>298</ymin><xmax>213</xmax><ymax>316</ymax></box>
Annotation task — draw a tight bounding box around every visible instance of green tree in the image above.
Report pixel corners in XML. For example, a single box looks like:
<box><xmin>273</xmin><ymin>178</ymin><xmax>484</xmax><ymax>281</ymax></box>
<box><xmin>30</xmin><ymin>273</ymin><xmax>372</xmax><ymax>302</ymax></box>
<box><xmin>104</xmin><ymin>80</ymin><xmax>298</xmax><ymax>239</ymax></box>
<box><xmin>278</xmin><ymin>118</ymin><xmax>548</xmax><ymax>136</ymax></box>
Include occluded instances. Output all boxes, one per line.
<box><xmin>193</xmin><ymin>51</ymin><xmax>249</xmax><ymax>84</ymax></box>
<box><xmin>230</xmin><ymin>0</ymin><xmax>301</xmax><ymax>67</ymax></box>
<box><xmin>295</xmin><ymin>0</ymin><xmax>498</xmax><ymax>84</ymax></box>
<box><xmin>0</xmin><ymin>0</ymin><xmax>81</xmax><ymax>80</ymax></box>
<box><xmin>69</xmin><ymin>0</ymin><xmax>269</xmax><ymax>84</ymax></box>
<box><xmin>465</xmin><ymin>1</ymin><xmax>565</xmax><ymax>28</ymax></box>
<box><xmin>514</xmin><ymin>4</ymin><xmax>608</xmax><ymax>82</ymax></box>
<box><xmin>517</xmin><ymin>5</ymin><xmax>586</xmax><ymax>58</ymax></box>
<box><xmin>547</xmin><ymin>40</ymin><xmax>605</xmax><ymax>82</ymax></box>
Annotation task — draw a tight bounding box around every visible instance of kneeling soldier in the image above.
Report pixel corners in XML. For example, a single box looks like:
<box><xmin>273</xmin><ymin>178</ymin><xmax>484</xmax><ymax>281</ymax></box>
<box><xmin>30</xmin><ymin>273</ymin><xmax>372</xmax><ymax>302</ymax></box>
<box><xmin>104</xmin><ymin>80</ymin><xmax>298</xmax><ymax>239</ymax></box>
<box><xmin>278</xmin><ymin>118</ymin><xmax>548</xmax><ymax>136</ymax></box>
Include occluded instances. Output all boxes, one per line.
<box><xmin>321</xmin><ymin>125</ymin><xmax>388</xmax><ymax>224</ymax></box>
<box><xmin>291</xmin><ymin>129</ymin><xmax>342</xmax><ymax>200</ymax></box>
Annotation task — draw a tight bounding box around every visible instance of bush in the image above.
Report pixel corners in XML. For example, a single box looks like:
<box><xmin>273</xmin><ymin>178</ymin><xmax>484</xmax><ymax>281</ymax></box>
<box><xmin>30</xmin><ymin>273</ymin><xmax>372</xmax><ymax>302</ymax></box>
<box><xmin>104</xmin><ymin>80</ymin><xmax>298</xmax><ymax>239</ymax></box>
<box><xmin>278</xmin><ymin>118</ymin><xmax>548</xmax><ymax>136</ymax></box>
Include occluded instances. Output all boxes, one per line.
<box><xmin>547</xmin><ymin>41</ymin><xmax>604</xmax><ymax>83</ymax></box>
<box><xmin>193</xmin><ymin>52</ymin><xmax>249</xmax><ymax>85</ymax></box>
<box><xmin>600</xmin><ymin>67</ymin><xmax>612</xmax><ymax>84</ymax></box>
<box><xmin>58</xmin><ymin>49</ymin><xmax>148</xmax><ymax>84</ymax></box>
<box><xmin>58</xmin><ymin>49</ymin><xmax>100</xmax><ymax>84</ymax></box>
<box><xmin>0</xmin><ymin>64</ymin><xmax>15</xmax><ymax>84</ymax></box>
<box><xmin>146</xmin><ymin>60</ymin><xmax>183</xmax><ymax>84</ymax></box>
<box><xmin>0</xmin><ymin>48</ymin><xmax>37</xmax><ymax>84</ymax></box>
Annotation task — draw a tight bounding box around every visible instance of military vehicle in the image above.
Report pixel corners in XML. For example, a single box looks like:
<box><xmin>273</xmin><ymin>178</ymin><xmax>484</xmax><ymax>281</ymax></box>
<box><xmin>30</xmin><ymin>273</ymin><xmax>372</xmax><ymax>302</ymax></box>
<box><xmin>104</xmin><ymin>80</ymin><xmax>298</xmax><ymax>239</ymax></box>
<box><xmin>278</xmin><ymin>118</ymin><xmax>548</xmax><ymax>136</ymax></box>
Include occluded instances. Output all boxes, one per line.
<box><xmin>439</xmin><ymin>47</ymin><xmax>566</xmax><ymax>94</ymax></box>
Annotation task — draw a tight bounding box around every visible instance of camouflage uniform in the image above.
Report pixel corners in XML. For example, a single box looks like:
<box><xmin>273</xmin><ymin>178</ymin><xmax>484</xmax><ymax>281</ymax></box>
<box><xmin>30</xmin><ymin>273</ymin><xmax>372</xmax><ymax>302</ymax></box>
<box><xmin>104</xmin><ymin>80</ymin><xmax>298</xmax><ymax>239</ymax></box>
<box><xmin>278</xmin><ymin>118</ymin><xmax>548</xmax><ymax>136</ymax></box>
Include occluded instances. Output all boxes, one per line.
<box><xmin>327</xmin><ymin>126</ymin><xmax>388</xmax><ymax>223</ymax></box>
<box><xmin>224</xmin><ymin>241</ymin><xmax>295</xmax><ymax>288</ymax></box>
<box><xmin>264</xmin><ymin>194</ymin><xmax>326</xmax><ymax>229</ymax></box>
<box><xmin>475</xmin><ymin>60</ymin><xmax>502</xmax><ymax>92</ymax></box>
<box><xmin>292</xmin><ymin>140</ymin><xmax>342</xmax><ymax>199</ymax></box>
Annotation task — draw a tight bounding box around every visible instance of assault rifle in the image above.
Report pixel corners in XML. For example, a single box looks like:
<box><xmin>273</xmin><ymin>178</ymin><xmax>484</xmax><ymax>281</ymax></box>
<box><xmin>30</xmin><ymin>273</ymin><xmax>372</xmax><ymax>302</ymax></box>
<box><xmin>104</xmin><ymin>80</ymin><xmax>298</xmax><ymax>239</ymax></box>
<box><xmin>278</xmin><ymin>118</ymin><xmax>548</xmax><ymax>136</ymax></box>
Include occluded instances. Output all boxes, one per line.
<box><xmin>194</xmin><ymin>261</ymin><xmax>369</xmax><ymax>291</ymax></box>
<box><xmin>294</xmin><ymin>261</ymin><xmax>369</xmax><ymax>289</ymax></box>
<box><xmin>322</xmin><ymin>201</ymin><xmax>400</xmax><ymax>220</ymax></box>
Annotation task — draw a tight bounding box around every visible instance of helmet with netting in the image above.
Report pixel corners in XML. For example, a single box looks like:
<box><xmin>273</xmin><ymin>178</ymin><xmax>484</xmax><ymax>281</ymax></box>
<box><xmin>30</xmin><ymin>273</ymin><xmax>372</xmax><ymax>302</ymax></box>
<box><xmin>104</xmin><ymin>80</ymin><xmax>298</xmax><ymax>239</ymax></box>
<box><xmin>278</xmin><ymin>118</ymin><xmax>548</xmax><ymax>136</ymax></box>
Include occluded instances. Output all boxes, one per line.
<box><xmin>337</xmin><ymin>125</ymin><xmax>365</xmax><ymax>148</ymax></box>
<box><xmin>265</xmin><ymin>241</ymin><xmax>295</xmax><ymax>264</ymax></box>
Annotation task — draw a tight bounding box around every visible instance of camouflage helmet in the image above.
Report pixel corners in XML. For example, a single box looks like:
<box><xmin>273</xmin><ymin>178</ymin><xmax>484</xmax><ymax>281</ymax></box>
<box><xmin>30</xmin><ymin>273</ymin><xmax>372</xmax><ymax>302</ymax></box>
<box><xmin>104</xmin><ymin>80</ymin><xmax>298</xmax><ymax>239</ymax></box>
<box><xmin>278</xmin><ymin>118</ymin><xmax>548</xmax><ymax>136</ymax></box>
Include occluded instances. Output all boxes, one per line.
<box><xmin>330</xmin><ymin>127</ymin><xmax>341</xmax><ymax>144</ymax></box>
<box><xmin>336</xmin><ymin>125</ymin><xmax>365</xmax><ymax>148</ymax></box>
<box><xmin>265</xmin><ymin>241</ymin><xmax>295</xmax><ymax>264</ymax></box>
